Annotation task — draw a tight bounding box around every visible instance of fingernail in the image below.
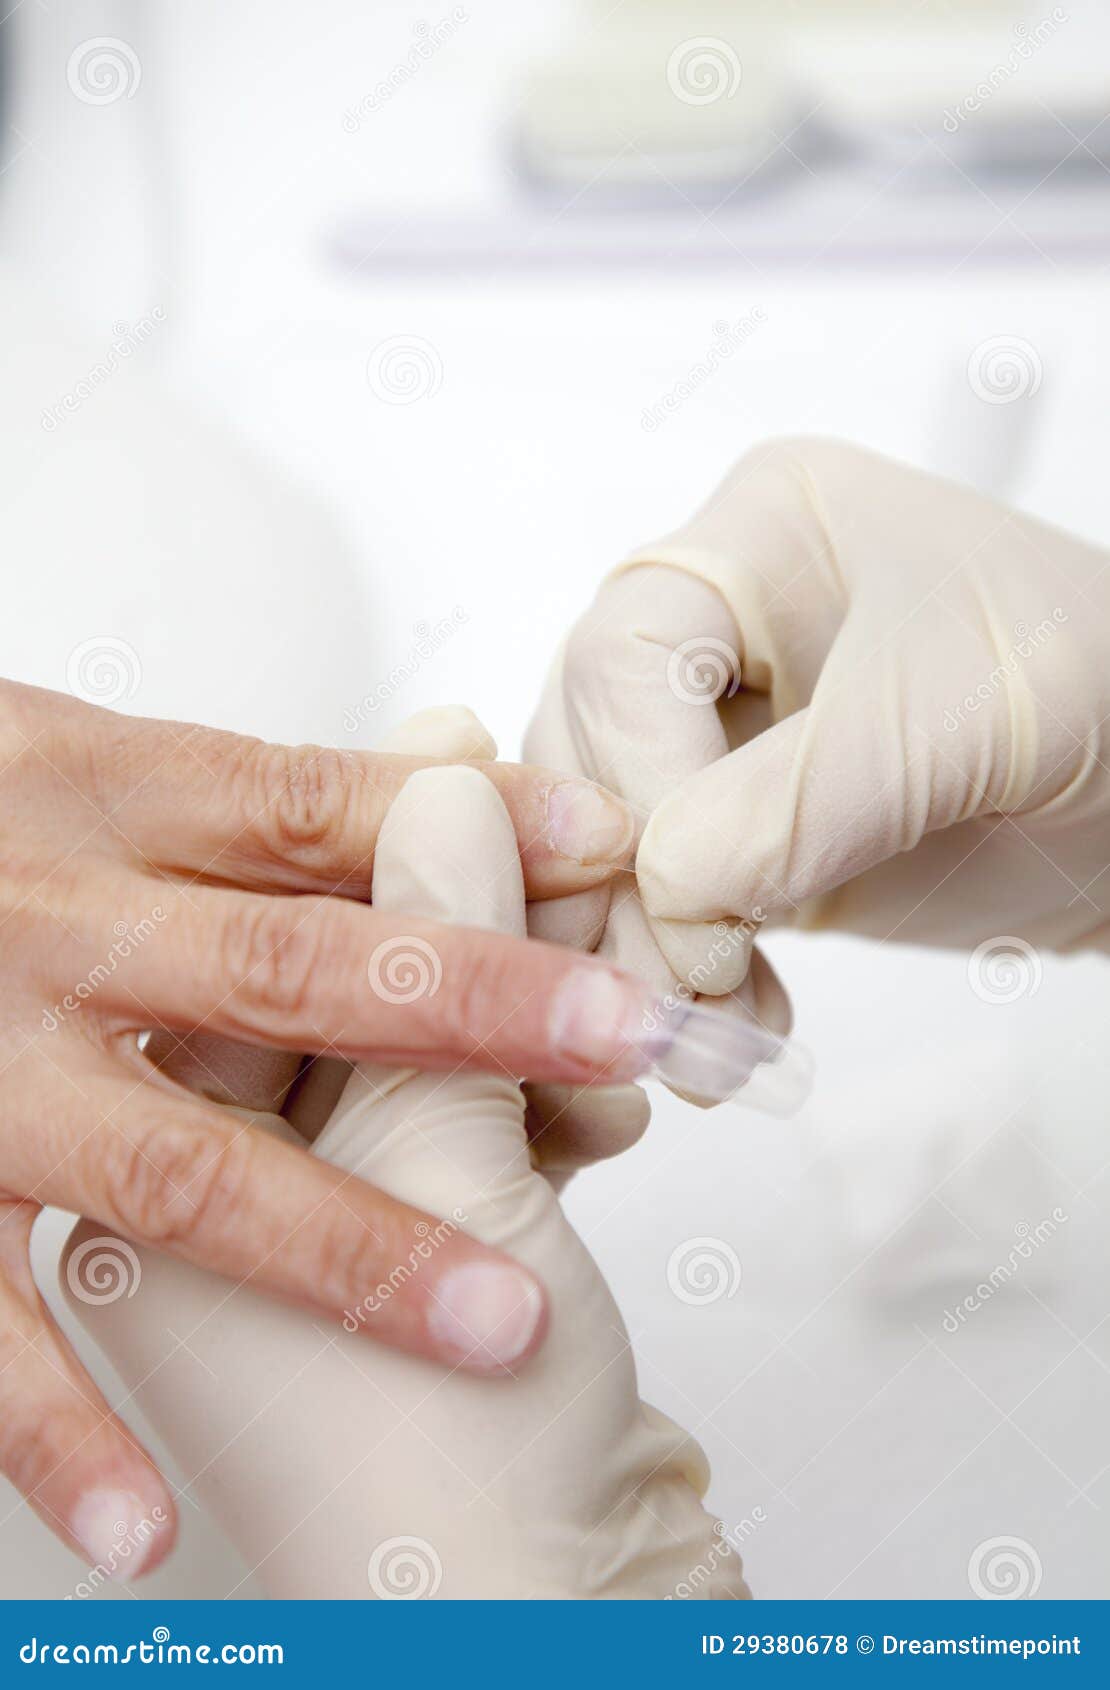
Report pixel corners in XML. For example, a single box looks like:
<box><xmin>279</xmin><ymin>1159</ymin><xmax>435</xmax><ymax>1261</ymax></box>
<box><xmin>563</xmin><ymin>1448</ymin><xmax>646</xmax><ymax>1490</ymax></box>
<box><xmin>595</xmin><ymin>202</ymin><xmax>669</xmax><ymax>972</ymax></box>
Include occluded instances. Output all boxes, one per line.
<box><xmin>428</xmin><ymin>1262</ymin><xmax>545</xmax><ymax>1373</ymax></box>
<box><xmin>70</xmin><ymin>1488</ymin><xmax>166</xmax><ymax>1581</ymax></box>
<box><xmin>546</xmin><ymin>781</ymin><xmax>633</xmax><ymax>864</ymax></box>
<box><xmin>548</xmin><ymin>968</ymin><xmax>651</xmax><ymax>1078</ymax></box>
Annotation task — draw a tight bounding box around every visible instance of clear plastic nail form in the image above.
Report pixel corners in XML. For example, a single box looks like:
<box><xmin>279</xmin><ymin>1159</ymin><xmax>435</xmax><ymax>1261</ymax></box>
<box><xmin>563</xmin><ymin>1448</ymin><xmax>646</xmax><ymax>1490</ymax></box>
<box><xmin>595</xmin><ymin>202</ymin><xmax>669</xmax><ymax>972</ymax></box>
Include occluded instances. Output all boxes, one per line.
<box><xmin>636</xmin><ymin>999</ymin><xmax>814</xmax><ymax>1117</ymax></box>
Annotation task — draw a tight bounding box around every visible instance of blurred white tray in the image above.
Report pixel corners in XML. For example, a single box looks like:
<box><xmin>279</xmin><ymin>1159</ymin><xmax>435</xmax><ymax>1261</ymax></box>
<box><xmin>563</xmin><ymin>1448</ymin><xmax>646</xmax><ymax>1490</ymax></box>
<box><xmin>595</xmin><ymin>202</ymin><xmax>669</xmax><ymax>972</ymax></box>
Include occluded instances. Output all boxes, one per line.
<box><xmin>331</xmin><ymin>167</ymin><xmax>1110</xmax><ymax>273</ymax></box>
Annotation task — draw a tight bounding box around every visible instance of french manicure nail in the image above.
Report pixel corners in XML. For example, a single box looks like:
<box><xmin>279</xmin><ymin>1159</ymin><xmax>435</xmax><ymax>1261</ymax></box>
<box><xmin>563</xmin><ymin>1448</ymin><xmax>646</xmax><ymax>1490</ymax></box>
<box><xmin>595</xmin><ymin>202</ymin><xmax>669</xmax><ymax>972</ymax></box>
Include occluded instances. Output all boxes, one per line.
<box><xmin>429</xmin><ymin>1262</ymin><xmax>545</xmax><ymax>1373</ymax></box>
<box><xmin>70</xmin><ymin>1488</ymin><xmax>164</xmax><ymax>1581</ymax></box>
<box><xmin>546</xmin><ymin>781</ymin><xmax>633</xmax><ymax>864</ymax></box>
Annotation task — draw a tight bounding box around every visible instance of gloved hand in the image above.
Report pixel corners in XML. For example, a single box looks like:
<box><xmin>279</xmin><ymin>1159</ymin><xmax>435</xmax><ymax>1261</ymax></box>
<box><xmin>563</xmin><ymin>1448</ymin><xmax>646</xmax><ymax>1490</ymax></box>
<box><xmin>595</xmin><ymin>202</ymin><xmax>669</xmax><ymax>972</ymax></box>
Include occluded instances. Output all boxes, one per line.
<box><xmin>63</xmin><ymin>711</ymin><xmax>744</xmax><ymax>1600</ymax></box>
<box><xmin>529</xmin><ymin>438</ymin><xmax>1110</xmax><ymax>993</ymax></box>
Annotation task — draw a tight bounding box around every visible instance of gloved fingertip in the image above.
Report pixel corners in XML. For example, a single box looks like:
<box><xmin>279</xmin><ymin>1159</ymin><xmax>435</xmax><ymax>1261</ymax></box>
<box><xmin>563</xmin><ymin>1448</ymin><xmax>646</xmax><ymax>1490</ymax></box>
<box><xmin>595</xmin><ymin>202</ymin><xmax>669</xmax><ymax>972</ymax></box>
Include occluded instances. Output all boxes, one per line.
<box><xmin>378</xmin><ymin>705</ymin><xmax>497</xmax><ymax>761</ymax></box>
<box><xmin>524</xmin><ymin>1082</ymin><xmax>650</xmax><ymax>1169</ymax></box>
<box><xmin>376</xmin><ymin>765</ymin><xmax>525</xmax><ymax>936</ymax></box>
<box><xmin>647</xmin><ymin>913</ymin><xmax>754</xmax><ymax>997</ymax></box>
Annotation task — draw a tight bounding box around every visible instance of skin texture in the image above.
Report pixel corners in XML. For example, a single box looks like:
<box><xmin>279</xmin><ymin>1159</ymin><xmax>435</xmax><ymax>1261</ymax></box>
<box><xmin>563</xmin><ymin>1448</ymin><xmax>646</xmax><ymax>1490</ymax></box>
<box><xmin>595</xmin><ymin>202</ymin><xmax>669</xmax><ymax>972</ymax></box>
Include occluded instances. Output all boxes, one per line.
<box><xmin>0</xmin><ymin>683</ymin><xmax>646</xmax><ymax>1571</ymax></box>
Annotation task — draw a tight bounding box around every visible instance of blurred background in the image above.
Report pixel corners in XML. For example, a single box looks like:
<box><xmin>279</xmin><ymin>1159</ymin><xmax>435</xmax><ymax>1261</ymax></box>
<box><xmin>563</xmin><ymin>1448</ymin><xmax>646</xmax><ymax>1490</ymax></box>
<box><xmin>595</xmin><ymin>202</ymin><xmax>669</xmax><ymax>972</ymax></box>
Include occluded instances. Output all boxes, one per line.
<box><xmin>2</xmin><ymin>0</ymin><xmax>1109</xmax><ymax>1600</ymax></box>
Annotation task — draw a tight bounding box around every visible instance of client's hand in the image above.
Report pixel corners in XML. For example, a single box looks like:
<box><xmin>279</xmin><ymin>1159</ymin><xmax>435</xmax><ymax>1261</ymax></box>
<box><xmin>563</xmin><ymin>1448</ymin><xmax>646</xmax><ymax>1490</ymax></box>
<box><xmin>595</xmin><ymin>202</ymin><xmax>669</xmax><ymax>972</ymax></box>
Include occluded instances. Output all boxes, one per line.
<box><xmin>1</xmin><ymin>681</ymin><xmax>648</xmax><ymax>1572</ymax></box>
<box><xmin>61</xmin><ymin>709</ymin><xmax>745</xmax><ymax>1599</ymax></box>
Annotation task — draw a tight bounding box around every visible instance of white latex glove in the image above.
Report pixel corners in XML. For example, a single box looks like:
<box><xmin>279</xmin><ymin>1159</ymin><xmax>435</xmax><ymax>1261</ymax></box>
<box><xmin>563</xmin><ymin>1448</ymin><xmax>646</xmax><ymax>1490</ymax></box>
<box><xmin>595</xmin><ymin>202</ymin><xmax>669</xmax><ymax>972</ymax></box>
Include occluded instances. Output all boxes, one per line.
<box><xmin>61</xmin><ymin>712</ymin><xmax>744</xmax><ymax>1601</ymax></box>
<box><xmin>279</xmin><ymin>710</ymin><xmax>651</xmax><ymax>1189</ymax></box>
<box><xmin>530</xmin><ymin>437</ymin><xmax>1110</xmax><ymax>990</ymax></box>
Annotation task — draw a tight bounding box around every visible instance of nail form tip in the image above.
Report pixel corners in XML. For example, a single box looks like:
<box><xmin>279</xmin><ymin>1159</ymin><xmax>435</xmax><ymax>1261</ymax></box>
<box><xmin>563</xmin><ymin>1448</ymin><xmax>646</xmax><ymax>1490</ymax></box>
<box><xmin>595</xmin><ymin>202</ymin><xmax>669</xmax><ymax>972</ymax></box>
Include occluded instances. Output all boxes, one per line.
<box><xmin>635</xmin><ymin>999</ymin><xmax>814</xmax><ymax>1115</ymax></box>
